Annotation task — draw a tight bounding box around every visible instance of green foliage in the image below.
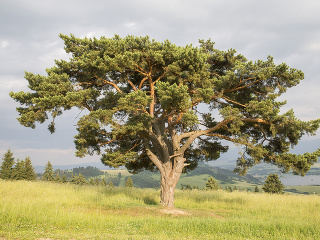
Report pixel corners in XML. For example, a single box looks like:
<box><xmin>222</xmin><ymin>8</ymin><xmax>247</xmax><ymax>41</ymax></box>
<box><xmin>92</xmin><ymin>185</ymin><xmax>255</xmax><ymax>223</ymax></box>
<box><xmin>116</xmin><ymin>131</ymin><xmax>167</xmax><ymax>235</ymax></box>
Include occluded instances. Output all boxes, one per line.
<box><xmin>254</xmin><ymin>186</ymin><xmax>260</xmax><ymax>193</ymax></box>
<box><xmin>205</xmin><ymin>176</ymin><xmax>219</xmax><ymax>190</ymax></box>
<box><xmin>156</xmin><ymin>82</ymin><xmax>192</xmax><ymax>112</ymax></box>
<box><xmin>0</xmin><ymin>150</ymin><xmax>15</xmax><ymax>180</ymax></box>
<box><xmin>54</xmin><ymin>173</ymin><xmax>61</xmax><ymax>182</ymax></box>
<box><xmin>100</xmin><ymin>178</ymin><xmax>107</xmax><ymax>186</ymax></box>
<box><xmin>52</xmin><ymin>166</ymin><xmax>105</xmax><ymax>181</ymax></box>
<box><xmin>72</xmin><ymin>166</ymin><xmax>103</xmax><ymax>178</ymax></box>
<box><xmin>262</xmin><ymin>174</ymin><xmax>284</xmax><ymax>194</ymax></box>
<box><xmin>9</xmin><ymin>34</ymin><xmax>320</xmax><ymax>206</ymax></box>
<box><xmin>70</xmin><ymin>173</ymin><xmax>87</xmax><ymax>185</ymax></box>
<box><xmin>42</xmin><ymin>161</ymin><xmax>54</xmax><ymax>181</ymax></box>
<box><xmin>125</xmin><ymin>176</ymin><xmax>134</xmax><ymax>187</ymax></box>
<box><xmin>181</xmin><ymin>184</ymin><xmax>193</xmax><ymax>190</ymax></box>
<box><xmin>88</xmin><ymin>178</ymin><xmax>101</xmax><ymax>186</ymax></box>
<box><xmin>180</xmin><ymin>184</ymin><xmax>201</xmax><ymax>190</ymax></box>
<box><xmin>24</xmin><ymin>157</ymin><xmax>37</xmax><ymax>181</ymax></box>
<box><xmin>89</xmin><ymin>178</ymin><xmax>94</xmax><ymax>185</ymax></box>
<box><xmin>61</xmin><ymin>174</ymin><xmax>68</xmax><ymax>183</ymax></box>
<box><xmin>12</xmin><ymin>159</ymin><xmax>26</xmax><ymax>180</ymax></box>
<box><xmin>94</xmin><ymin>178</ymin><xmax>100</xmax><ymax>185</ymax></box>
<box><xmin>109</xmin><ymin>176</ymin><xmax>120</xmax><ymax>187</ymax></box>
<box><xmin>0</xmin><ymin>151</ymin><xmax>37</xmax><ymax>181</ymax></box>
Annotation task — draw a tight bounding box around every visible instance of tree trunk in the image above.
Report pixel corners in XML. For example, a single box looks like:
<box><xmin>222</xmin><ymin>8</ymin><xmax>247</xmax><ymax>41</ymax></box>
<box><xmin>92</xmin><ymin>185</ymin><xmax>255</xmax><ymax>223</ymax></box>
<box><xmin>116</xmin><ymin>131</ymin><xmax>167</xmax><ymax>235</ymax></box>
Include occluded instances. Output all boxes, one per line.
<box><xmin>160</xmin><ymin>174</ymin><xmax>177</xmax><ymax>207</ymax></box>
<box><xmin>159</xmin><ymin>157</ymin><xmax>185</xmax><ymax>208</ymax></box>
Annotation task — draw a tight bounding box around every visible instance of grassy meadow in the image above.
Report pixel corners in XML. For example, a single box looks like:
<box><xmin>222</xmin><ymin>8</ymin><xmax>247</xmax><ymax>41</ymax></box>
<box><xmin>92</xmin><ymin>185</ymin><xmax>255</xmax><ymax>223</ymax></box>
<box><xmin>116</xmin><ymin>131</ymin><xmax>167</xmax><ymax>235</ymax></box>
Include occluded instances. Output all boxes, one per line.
<box><xmin>1</xmin><ymin>180</ymin><xmax>320</xmax><ymax>239</ymax></box>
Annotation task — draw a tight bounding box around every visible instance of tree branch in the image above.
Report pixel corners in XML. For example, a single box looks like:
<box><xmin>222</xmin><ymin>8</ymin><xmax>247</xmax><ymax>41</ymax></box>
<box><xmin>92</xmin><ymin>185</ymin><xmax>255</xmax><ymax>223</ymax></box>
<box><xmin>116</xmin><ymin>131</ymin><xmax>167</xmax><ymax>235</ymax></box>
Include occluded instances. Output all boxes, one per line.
<box><xmin>139</xmin><ymin>76</ymin><xmax>148</xmax><ymax>89</ymax></box>
<box><xmin>221</xmin><ymin>96</ymin><xmax>246</xmax><ymax>108</ymax></box>
<box><xmin>134</xmin><ymin>63</ymin><xmax>148</xmax><ymax>76</ymax></box>
<box><xmin>226</xmin><ymin>78</ymin><xmax>262</xmax><ymax>93</ymax></box>
<box><xmin>143</xmin><ymin>139</ymin><xmax>164</xmax><ymax>173</ymax></box>
<box><xmin>93</xmin><ymin>74</ymin><xmax>123</xmax><ymax>93</ymax></box>
<box><xmin>242</xmin><ymin>118</ymin><xmax>270</xmax><ymax>125</ymax></box>
<box><xmin>178</xmin><ymin>119</ymin><xmax>233</xmax><ymax>154</ymax></box>
<box><xmin>127</xmin><ymin>79</ymin><xmax>138</xmax><ymax>91</ymax></box>
<box><xmin>149</xmin><ymin>76</ymin><xmax>155</xmax><ymax>117</ymax></box>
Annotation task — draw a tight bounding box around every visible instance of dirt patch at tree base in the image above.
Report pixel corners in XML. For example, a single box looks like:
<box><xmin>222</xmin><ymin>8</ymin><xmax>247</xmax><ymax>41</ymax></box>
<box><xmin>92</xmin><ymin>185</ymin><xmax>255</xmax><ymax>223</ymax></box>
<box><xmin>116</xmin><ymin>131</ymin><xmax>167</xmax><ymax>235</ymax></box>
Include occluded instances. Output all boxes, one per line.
<box><xmin>159</xmin><ymin>207</ymin><xmax>192</xmax><ymax>216</ymax></box>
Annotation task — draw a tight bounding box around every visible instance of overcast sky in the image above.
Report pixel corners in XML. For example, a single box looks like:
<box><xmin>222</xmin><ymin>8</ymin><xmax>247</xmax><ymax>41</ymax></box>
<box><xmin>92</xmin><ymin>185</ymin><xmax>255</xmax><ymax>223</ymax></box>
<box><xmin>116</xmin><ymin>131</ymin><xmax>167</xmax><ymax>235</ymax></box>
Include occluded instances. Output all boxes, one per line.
<box><xmin>1</xmin><ymin>0</ymin><xmax>320</xmax><ymax>167</ymax></box>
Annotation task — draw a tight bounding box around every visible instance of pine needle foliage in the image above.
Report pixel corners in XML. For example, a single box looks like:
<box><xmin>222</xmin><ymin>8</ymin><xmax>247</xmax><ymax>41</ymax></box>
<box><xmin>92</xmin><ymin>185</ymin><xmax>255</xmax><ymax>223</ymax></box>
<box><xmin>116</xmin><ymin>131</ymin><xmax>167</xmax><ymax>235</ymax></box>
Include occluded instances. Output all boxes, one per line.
<box><xmin>125</xmin><ymin>176</ymin><xmax>134</xmax><ymax>188</ymax></box>
<box><xmin>70</xmin><ymin>173</ymin><xmax>87</xmax><ymax>185</ymax></box>
<box><xmin>0</xmin><ymin>151</ymin><xmax>37</xmax><ymax>181</ymax></box>
<box><xmin>24</xmin><ymin>157</ymin><xmax>37</xmax><ymax>180</ymax></box>
<box><xmin>12</xmin><ymin>159</ymin><xmax>25</xmax><ymax>180</ymax></box>
<box><xmin>9</xmin><ymin>34</ymin><xmax>320</xmax><ymax>206</ymax></box>
<box><xmin>205</xmin><ymin>176</ymin><xmax>219</xmax><ymax>190</ymax></box>
<box><xmin>42</xmin><ymin>161</ymin><xmax>54</xmax><ymax>181</ymax></box>
<box><xmin>262</xmin><ymin>174</ymin><xmax>284</xmax><ymax>194</ymax></box>
<box><xmin>0</xmin><ymin>150</ymin><xmax>15</xmax><ymax>180</ymax></box>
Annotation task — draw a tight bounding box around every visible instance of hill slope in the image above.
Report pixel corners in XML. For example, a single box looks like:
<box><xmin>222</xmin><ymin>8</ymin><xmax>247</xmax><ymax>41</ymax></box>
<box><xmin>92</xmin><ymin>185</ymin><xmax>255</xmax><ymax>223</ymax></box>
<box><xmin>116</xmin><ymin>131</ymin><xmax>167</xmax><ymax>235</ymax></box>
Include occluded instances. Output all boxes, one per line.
<box><xmin>129</xmin><ymin>163</ymin><xmax>260</xmax><ymax>189</ymax></box>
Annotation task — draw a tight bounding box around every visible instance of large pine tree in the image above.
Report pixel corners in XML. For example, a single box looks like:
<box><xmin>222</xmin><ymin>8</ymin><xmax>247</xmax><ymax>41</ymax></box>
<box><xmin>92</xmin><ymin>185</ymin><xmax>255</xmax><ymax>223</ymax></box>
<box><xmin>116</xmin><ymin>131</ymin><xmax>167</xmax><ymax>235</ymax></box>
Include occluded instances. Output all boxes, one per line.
<box><xmin>0</xmin><ymin>150</ymin><xmax>15</xmax><ymax>180</ymax></box>
<box><xmin>10</xmin><ymin>34</ymin><xmax>320</xmax><ymax>207</ymax></box>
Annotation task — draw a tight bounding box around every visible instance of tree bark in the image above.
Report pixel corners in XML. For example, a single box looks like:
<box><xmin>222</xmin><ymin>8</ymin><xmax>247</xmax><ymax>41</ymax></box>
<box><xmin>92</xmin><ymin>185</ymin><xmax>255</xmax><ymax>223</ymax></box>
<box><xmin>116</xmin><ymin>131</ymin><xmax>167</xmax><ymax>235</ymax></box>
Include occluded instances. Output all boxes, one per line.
<box><xmin>160</xmin><ymin>174</ymin><xmax>176</xmax><ymax>207</ymax></box>
<box><xmin>159</xmin><ymin>157</ymin><xmax>185</xmax><ymax>208</ymax></box>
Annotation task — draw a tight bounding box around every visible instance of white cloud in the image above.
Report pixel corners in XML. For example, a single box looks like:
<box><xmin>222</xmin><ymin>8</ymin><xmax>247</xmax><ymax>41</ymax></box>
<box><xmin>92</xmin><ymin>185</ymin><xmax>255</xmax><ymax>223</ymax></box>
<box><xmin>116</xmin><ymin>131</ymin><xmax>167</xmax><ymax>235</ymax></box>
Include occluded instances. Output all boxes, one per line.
<box><xmin>307</xmin><ymin>42</ymin><xmax>320</xmax><ymax>52</ymax></box>
<box><xmin>0</xmin><ymin>75</ymin><xmax>28</xmax><ymax>92</ymax></box>
<box><xmin>1</xmin><ymin>0</ymin><xmax>320</xmax><ymax>166</ymax></box>
<box><xmin>0</xmin><ymin>147</ymin><xmax>101</xmax><ymax>166</ymax></box>
<box><xmin>125</xmin><ymin>22</ymin><xmax>136</xmax><ymax>28</ymax></box>
<box><xmin>0</xmin><ymin>40</ymin><xmax>9</xmax><ymax>48</ymax></box>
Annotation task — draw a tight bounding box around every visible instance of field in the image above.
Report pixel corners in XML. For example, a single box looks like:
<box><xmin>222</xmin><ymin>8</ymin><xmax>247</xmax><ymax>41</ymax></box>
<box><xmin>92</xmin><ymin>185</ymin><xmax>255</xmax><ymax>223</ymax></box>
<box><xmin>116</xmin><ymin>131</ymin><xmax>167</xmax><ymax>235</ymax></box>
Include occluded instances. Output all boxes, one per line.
<box><xmin>1</xmin><ymin>180</ymin><xmax>320</xmax><ymax>239</ymax></box>
<box><xmin>285</xmin><ymin>185</ymin><xmax>320</xmax><ymax>194</ymax></box>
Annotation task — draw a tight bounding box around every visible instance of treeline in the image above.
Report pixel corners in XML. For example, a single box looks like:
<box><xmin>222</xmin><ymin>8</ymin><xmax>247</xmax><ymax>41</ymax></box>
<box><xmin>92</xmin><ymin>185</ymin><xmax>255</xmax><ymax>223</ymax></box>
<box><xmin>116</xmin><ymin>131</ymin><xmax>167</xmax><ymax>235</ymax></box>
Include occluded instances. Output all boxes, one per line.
<box><xmin>1</xmin><ymin>150</ymin><xmax>283</xmax><ymax>194</ymax></box>
<box><xmin>42</xmin><ymin>161</ymin><xmax>135</xmax><ymax>187</ymax></box>
<box><xmin>41</xmin><ymin>161</ymin><xmax>122</xmax><ymax>186</ymax></box>
<box><xmin>52</xmin><ymin>166</ymin><xmax>105</xmax><ymax>181</ymax></box>
<box><xmin>0</xmin><ymin>150</ymin><xmax>36</xmax><ymax>181</ymax></box>
<box><xmin>0</xmin><ymin>150</ymin><xmax>119</xmax><ymax>186</ymax></box>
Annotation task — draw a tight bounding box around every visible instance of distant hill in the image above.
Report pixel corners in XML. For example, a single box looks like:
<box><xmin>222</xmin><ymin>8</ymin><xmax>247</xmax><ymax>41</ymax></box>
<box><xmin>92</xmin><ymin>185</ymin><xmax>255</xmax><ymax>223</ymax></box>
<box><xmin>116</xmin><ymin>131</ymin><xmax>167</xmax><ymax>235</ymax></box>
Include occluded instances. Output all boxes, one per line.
<box><xmin>34</xmin><ymin>161</ymin><xmax>111</xmax><ymax>173</ymax></box>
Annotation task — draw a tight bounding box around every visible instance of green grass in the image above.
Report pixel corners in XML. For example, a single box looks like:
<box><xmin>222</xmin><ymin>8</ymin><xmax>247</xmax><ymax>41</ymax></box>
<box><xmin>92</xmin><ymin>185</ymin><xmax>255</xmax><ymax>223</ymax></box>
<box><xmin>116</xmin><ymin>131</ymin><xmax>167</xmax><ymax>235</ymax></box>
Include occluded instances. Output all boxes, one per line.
<box><xmin>1</xmin><ymin>180</ymin><xmax>320</xmax><ymax>239</ymax></box>
<box><xmin>178</xmin><ymin>174</ymin><xmax>209</xmax><ymax>189</ymax></box>
<box><xmin>104</xmin><ymin>169</ymin><xmax>132</xmax><ymax>177</ymax></box>
<box><xmin>220</xmin><ymin>180</ymin><xmax>260</xmax><ymax>191</ymax></box>
<box><xmin>286</xmin><ymin>185</ymin><xmax>320</xmax><ymax>194</ymax></box>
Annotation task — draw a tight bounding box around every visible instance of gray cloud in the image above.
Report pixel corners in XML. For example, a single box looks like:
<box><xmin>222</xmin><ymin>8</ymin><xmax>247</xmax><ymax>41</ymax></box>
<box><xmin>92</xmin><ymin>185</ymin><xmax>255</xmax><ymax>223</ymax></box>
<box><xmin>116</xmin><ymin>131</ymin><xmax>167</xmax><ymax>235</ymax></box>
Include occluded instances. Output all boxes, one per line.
<box><xmin>1</xmin><ymin>0</ymin><xmax>320</xmax><ymax>166</ymax></box>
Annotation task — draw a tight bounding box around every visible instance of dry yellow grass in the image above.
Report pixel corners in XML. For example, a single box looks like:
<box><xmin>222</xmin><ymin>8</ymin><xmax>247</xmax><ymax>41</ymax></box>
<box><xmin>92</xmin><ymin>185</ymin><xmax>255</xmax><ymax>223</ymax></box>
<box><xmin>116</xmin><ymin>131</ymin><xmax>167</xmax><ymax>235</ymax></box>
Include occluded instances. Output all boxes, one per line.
<box><xmin>0</xmin><ymin>180</ymin><xmax>319</xmax><ymax>239</ymax></box>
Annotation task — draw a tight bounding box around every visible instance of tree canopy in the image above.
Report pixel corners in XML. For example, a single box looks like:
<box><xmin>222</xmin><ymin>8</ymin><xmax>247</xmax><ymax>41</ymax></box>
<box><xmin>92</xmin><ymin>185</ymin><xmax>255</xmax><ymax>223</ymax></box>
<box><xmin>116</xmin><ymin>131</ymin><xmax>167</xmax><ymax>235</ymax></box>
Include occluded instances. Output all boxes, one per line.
<box><xmin>205</xmin><ymin>176</ymin><xmax>219</xmax><ymax>191</ymax></box>
<box><xmin>10</xmin><ymin>34</ymin><xmax>320</xmax><ymax>206</ymax></box>
<box><xmin>0</xmin><ymin>150</ymin><xmax>15</xmax><ymax>180</ymax></box>
<box><xmin>0</xmin><ymin>150</ymin><xmax>37</xmax><ymax>181</ymax></box>
<box><xmin>262</xmin><ymin>174</ymin><xmax>284</xmax><ymax>194</ymax></box>
<box><xmin>42</xmin><ymin>161</ymin><xmax>54</xmax><ymax>181</ymax></box>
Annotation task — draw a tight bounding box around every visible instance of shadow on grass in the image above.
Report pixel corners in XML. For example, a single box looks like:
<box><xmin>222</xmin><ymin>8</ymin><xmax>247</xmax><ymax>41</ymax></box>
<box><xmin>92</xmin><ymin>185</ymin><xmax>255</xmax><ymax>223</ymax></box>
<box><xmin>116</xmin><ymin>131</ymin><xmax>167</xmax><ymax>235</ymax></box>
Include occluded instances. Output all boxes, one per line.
<box><xmin>143</xmin><ymin>196</ymin><xmax>158</xmax><ymax>205</ymax></box>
